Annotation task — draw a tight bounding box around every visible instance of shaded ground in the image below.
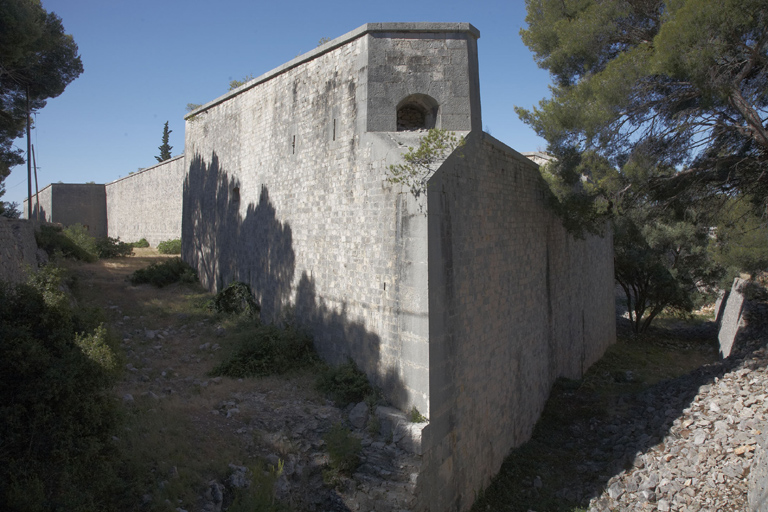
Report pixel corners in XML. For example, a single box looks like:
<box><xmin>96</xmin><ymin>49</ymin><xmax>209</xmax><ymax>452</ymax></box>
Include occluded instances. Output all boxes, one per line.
<box><xmin>472</xmin><ymin>313</ymin><xmax>767</xmax><ymax>512</ymax></box>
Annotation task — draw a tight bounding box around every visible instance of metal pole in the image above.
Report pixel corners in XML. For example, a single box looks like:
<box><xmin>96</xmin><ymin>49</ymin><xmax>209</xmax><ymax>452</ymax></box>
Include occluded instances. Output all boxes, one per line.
<box><xmin>32</xmin><ymin>144</ymin><xmax>39</xmax><ymax>221</ymax></box>
<box><xmin>26</xmin><ymin>87</ymin><xmax>32</xmax><ymax>219</ymax></box>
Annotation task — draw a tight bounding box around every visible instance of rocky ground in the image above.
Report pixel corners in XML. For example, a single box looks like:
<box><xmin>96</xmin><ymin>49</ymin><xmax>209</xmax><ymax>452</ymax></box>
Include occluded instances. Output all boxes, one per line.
<box><xmin>77</xmin><ymin>253</ymin><xmax>423</xmax><ymax>512</ymax></box>
<box><xmin>584</xmin><ymin>304</ymin><xmax>768</xmax><ymax>512</ymax></box>
<box><xmin>80</xmin><ymin>254</ymin><xmax>767</xmax><ymax>512</ymax></box>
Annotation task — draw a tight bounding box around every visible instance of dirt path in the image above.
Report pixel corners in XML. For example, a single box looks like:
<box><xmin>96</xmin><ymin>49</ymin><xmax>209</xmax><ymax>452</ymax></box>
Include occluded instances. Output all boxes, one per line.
<box><xmin>73</xmin><ymin>251</ymin><xmax>420</xmax><ymax>512</ymax></box>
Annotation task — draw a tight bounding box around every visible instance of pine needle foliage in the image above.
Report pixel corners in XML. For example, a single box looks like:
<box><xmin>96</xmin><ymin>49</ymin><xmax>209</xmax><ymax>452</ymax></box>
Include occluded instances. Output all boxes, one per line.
<box><xmin>155</xmin><ymin>121</ymin><xmax>173</xmax><ymax>162</ymax></box>
<box><xmin>386</xmin><ymin>128</ymin><xmax>465</xmax><ymax>198</ymax></box>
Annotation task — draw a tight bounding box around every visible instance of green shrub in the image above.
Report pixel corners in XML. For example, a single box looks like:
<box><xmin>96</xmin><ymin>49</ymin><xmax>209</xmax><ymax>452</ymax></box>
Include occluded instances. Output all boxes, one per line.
<box><xmin>316</xmin><ymin>359</ymin><xmax>373</xmax><ymax>406</ymax></box>
<box><xmin>35</xmin><ymin>224</ymin><xmax>97</xmax><ymax>262</ymax></box>
<box><xmin>128</xmin><ymin>258</ymin><xmax>198</xmax><ymax>287</ymax></box>
<box><xmin>209</xmin><ymin>324</ymin><xmax>317</xmax><ymax>378</ymax></box>
<box><xmin>0</xmin><ymin>266</ymin><xmax>123</xmax><ymax>510</ymax></box>
<box><xmin>208</xmin><ymin>281</ymin><xmax>260</xmax><ymax>317</ymax></box>
<box><xmin>36</xmin><ymin>224</ymin><xmax>132</xmax><ymax>261</ymax></box>
<box><xmin>409</xmin><ymin>406</ymin><xmax>427</xmax><ymax>423</ymax></box>
<box><xmin>130</xmin><ymin>238</ymin><xmax>149</xmax><ymax>248</ymax></box>
<box><xmin>323</xmin><ymin>423</ymin><xmax>361</xmax><ymax>479</ymax></box>
<box><xmin>226</xmin><ymin>462</ymin><xmax>289</xmax><ymax>512</ymax></box>
<box><xmin>63</xmin><ymin>223</ymin><xmax>98</xmax><ymax>255</ymax></box>
<box><xmin>94</xmin><ymin>236</ymin><xmax>133</xmax><ymax>258</ymax></box>
<box><xmin>157</xmin><ymin>238</ymin><xmax>182</xmax><ymax>254</ymax></box>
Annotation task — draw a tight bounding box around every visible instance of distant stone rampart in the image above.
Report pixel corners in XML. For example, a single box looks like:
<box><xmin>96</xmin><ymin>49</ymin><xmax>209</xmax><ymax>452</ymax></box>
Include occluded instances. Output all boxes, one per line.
<box><xmin>23</xmin><ymin>183</ymin><xmax>107</xmax><ymax>236</ymax></box>
<box><xmin>106</xmin><ymin>156</ymin><xmax>185</xmax><ymax>246</ymax></box>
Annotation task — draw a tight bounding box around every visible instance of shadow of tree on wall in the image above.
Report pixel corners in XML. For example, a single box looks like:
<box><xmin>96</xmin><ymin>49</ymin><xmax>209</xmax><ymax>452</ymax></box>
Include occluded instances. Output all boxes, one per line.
<box><xmin>182</xmin><ymin>153</ymin><xmax>294</xmax><ymax>320</ymax></box>
<box><xmin>26</xmin><ymin>203</ymin><xmax>48</xmax><ymax>222</ymax></box>
<box><xmin>294</xmin><ymin>272</ymin><xmax>410</xmax><ymax>408</ymax></box>
<box><xmin>182</xmin><ymin>152</ymin><xmax>410</xmax><ymax>409</ymax></box>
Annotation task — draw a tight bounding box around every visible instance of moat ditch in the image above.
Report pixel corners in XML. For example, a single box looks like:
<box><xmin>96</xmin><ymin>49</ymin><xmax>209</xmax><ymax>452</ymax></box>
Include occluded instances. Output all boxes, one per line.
<box><xmin>70</xmin><ymin>251</ymin><xmax>766</xmax><ymax>512</ymax></box>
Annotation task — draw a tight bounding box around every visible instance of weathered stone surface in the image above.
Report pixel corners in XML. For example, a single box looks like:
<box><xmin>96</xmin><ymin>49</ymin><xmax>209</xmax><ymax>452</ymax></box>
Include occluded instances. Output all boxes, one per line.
<box><xmin>749</xmin><ymin>431</ymin><xmax>768</xmax><ymax>512</ymax></box>
<box><xmin>105</xmin><ymin>156</ymin><xmax>185</xmax><ymax>246</ymax></box>
<box><xmin>714</xmin><ymin>289</ymin><xmax>729</xmax><ymax>325</ymax></box>
<box><xmin>349</xmin><ymin>402</ymin><xmax>369</xmax><ymax>430</ymax></box>
<box><xmin>23</xmin><ymin>183</ymin><xmax>108</xmax><ymax>236</ymax></box>
<box><xmin>719</xmin><ymin>278</ymin><xmax>747</xmax><ymax>357</ymax></box>
<box><xmin>0</xmin><ymin>218</ymin><xmax>38</xmax><ymax>284</ymax></box>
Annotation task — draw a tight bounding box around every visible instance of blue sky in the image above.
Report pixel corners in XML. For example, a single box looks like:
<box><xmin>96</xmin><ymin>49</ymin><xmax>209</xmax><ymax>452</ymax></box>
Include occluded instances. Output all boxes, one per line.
<box><xmin>4</xmin><ymin>0</ymin><xmax>552</xmax><ymax>207</ymax></box>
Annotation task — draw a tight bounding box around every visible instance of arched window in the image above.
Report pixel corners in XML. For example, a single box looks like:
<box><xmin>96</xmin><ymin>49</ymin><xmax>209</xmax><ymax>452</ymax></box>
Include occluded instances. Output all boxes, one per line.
<box><xmin>396</xmin><ymin>94</ymin><xmax>438</xmax><ymax>131</ymax></box>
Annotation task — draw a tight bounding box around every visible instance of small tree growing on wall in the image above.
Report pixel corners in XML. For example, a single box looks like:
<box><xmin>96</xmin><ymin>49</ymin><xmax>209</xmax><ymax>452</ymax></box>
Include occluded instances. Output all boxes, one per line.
<box><xmin>155</xmin><ymin>121</ymin><xmax>173</xmax><ymax>162</ymax></box>
<box><xmin>386</xmin><ymin>128</ymin><xmax>465</xmax><ymax>198</ymax></box>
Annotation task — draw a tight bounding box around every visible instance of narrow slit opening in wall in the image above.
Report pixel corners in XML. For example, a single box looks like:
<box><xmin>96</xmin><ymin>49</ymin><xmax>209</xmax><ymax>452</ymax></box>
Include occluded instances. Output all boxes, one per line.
<box><xmin>292</xmin><ymin>135</ymin><xmax>296</xmax><ymax>154</ymax></box>
<box><xmin>333</xmin><ymin>119</ymin><xmax>336</xmax><ymax>141</ymax></box>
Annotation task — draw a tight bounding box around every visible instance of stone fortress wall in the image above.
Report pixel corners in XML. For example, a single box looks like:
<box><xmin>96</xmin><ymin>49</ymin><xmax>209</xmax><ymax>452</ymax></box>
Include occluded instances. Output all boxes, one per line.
<box><xmin>24</xmin><ymin>183</ymin><xmax>108</xmax><ymax>237</ymax></box>
<box><xmin>105</xmin><ymin>156</ymin><xmax>185</xmax><ymax>246</ymax></box>
<box><xmin>14</xmin><ymin>23</ymin><xmax>617</xmax><ymax>511</ymax></box>
<box><xmin>424</xmin><ymin>132</ymin><xmax>615</xmax><ymax>510</ymax></box>
<box><xmin>182</xmin><ymin>23</ymin><xmax>615</xmax><ymax>511</ymax></box>
<box><xmin>21</xmin><ymin>158</ymin><xmax>184</xmax><ymax>246</ymax></box>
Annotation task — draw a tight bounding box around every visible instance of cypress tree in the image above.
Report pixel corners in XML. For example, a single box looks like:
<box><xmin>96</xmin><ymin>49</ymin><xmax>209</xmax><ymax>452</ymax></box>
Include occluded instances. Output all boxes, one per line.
<box><xmin>155</xmin><ymin>121</ymin><xmax>173</xmax><ymax>162</ymax></box>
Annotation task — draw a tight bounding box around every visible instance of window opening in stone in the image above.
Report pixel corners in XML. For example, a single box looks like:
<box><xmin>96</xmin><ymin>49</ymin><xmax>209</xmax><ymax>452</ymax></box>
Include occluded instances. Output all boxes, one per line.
<box><xmin>398</xmin><ymin>106</ymin><xmax>427</xmax><ymax>131</ymax></box>
<box><xmin>292</xmin><ymin>135</ymin><xmax>296</xmax><ymax>154</ymax></box>
<box><xmin>232</xmin><ymin>186</ymin><xmax>240</xmax><ymax>204</ymax></box>
<box><xmin>333</xmin><ymin>119</ymin><xmax>336</xmax><ymax>141</ymax></box>
<box><xmin>396</xmin><ymin>94</ymin><xmax>438</xmax><ymax>132</ymax></box>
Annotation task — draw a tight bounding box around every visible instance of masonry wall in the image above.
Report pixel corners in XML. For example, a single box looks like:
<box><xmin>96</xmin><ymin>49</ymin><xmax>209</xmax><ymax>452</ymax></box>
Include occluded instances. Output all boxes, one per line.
<box><xmin>54</xmin><ymin>184</ymin><xmax>107</xmax><ymax>236</ymax></box>
<box><xmin>0</xmin><ymin>218</ymin><xmax>38</xmax><ymax>284</ymax></box>
<box><xmin>23</xmin><ymin>184</ymin><xmax>53</xmax><ymax>222</ymax></box>
<box><xmin>421</xmin><ymin>133</ymin><xmax>616</xmax><ymax>511</ymax></box>
<box><xmin>181</xmin><ymin>25</ymin><xmax>481</xmax><ymax>415</ymax></box>
<box><xmin>106</xmin><ymin>156</ymin><xmax>185</xmax><ymax>246</ymax></box>
<box><xmin>25</xmin><ymin>183</ymin><xmax>107</xmax><ymax>236</ymax></box>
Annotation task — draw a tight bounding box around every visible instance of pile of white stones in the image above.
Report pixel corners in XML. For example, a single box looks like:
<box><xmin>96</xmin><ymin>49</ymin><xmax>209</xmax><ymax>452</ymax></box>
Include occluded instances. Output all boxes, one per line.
<box><xmin>588</xmin><ymin>308</ymin><xmax>767</xmax><ymax>512</ymax></box>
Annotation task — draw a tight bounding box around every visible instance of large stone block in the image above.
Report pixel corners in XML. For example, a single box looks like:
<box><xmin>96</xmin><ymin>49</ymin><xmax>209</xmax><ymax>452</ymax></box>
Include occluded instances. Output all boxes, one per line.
<box><xmin>749</xmin><ymin>429</ymin><xmax>768</xmax><ymax>512</ymax></box>
<box><xmin>718</xmin><ymin>278</ymin><xmax>747</xmax><ymax>358</ymax></box>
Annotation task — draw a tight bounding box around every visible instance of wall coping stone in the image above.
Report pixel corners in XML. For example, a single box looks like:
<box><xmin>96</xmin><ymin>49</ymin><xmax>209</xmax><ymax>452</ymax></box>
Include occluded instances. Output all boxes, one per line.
<box><xmin>480</xmin><ymin>131</ymin><xmax>540</xmax><ymax>170</ymax></box>
<box><xmin>184</xmin><ymin>22</ymin><xmax>481</xmax><ymax>119</ymax></box>
<box><xmin>106</xmin><ymin>154</ymin><xmax>185</xmax><ymax>187</ymax></box>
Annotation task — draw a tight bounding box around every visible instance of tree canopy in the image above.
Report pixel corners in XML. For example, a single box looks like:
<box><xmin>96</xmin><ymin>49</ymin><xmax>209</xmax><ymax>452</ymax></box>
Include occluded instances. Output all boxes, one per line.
<box><xmin>0</xmin><ymin>0</ymin><xmax>83</xmax><ymax>183</ymax></box>
<box><xmin>518</xmin><ymin>0</ymin><xmax>768</xmax><ymax>216</ymax></box>
<box><xmin>155</xmin><ymin>121</ymin><xmax>173</xmax><ymax>162</ymax></box>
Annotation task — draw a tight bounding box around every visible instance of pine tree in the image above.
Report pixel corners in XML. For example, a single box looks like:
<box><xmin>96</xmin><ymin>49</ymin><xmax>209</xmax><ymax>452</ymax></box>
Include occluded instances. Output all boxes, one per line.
<box><xmin>518</xmin><ymin>0</ymin><xmax>768</xmax><ymax>216</ymax></box>
<box><xmin>155</xmin><ymin>121</ymin><xmax>173</xmax><ymax>162</ymax></box>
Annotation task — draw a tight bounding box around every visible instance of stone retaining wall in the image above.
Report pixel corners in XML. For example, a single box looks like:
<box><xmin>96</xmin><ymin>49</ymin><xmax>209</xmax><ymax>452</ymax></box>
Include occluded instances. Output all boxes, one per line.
<box><xmin>0</xmin><ymin>218</ymin><xmax>38</xmax><ymax>284</ymax></box>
